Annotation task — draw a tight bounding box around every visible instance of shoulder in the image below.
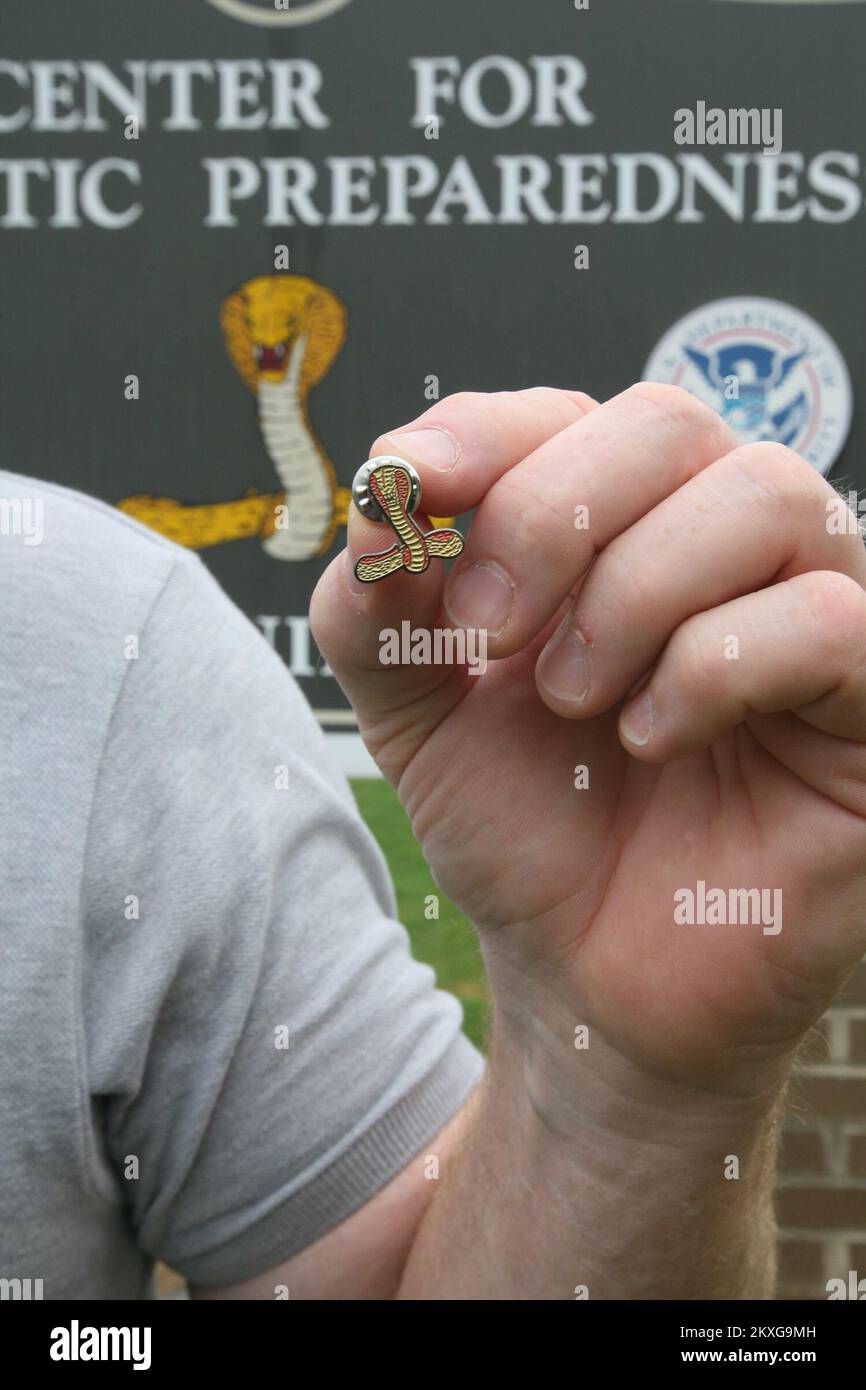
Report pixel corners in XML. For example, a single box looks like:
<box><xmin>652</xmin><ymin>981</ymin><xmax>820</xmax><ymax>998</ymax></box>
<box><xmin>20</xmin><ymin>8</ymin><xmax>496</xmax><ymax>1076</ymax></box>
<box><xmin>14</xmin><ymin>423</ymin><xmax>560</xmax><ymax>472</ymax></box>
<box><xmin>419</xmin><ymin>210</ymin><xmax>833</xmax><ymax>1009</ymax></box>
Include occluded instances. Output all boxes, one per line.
<box><xmin>0</xmin><ymin>468</ymin><xmax>318</xmax><ymax>769</ymax></box>
<box><xmin>0</xmin><ymin>468</ymin><xmax>188</xmax><ymax>604</ymax></box>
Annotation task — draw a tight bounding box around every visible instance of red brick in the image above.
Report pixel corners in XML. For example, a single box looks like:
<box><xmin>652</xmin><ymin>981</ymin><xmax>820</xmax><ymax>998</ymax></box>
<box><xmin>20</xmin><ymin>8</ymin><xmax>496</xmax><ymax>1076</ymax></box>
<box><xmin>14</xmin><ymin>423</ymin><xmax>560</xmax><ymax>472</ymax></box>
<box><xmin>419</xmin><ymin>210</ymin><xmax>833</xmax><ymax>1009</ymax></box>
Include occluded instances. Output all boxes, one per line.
<box><xmin>851</xmin><ymin>1019</ymin><xmax>866</xmax><ymax>1064</ymax></box>
<box><xmin>848</xmin><ymin>1133</ymin><xmax>866</xmax><ymax>1178</ymax></box>
<box><xmin>780</xmin><ymin>1128</ymin><xmax>826</xmax><ymax>1177</ymax></box>
<box><xmin>776</xmin><ymin>1186</ymin><xmax>866</xmax><ymax>1229</ymax></box>
<box><xmin>794</xmin><ymin>1073</ymin><xmax>866</xmax><ymax>1119</ymax></box>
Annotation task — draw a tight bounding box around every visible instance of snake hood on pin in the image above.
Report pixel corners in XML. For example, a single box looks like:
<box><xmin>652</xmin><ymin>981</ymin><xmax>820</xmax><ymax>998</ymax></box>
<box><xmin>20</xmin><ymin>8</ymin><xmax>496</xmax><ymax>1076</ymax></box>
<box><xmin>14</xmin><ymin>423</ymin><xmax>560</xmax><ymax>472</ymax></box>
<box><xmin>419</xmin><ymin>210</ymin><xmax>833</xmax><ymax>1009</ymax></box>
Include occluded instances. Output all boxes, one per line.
<box><xmin>351</xmin><ymin>457</ymin><xmax>464</xmax><ymax>583</ymax></box>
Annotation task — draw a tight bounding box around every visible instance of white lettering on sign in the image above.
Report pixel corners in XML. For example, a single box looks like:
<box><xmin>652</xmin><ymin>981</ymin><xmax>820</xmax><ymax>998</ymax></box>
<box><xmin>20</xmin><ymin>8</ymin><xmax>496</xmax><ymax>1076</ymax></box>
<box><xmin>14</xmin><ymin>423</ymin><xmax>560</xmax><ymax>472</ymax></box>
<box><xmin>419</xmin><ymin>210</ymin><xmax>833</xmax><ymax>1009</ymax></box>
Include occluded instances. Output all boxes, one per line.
<box><xmin>0</xmin><ymin>57</ymin><xmax>859</xmax><ymax>228</ymax></box>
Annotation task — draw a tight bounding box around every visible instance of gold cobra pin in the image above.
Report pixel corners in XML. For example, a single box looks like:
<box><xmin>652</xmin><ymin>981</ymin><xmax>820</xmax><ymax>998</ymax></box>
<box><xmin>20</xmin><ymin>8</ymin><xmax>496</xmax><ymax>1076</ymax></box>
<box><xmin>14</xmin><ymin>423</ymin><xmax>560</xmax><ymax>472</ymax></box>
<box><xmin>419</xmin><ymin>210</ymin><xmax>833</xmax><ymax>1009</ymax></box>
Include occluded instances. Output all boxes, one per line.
<box><xmin>351</xmin><ymin>456</ymin><xmax>464</xmax><ymax>584</ymax></box>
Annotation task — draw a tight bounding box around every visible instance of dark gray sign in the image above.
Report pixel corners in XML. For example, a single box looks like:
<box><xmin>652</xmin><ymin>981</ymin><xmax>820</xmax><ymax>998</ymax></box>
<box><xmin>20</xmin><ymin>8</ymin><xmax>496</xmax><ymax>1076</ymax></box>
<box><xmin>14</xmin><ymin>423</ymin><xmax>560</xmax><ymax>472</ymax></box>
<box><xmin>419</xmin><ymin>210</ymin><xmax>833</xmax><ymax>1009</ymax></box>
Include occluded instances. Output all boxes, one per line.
<box><xmin>2</xmin><ymin>0</ymin><xmax>863</xmax><ymax>730</ymax></box>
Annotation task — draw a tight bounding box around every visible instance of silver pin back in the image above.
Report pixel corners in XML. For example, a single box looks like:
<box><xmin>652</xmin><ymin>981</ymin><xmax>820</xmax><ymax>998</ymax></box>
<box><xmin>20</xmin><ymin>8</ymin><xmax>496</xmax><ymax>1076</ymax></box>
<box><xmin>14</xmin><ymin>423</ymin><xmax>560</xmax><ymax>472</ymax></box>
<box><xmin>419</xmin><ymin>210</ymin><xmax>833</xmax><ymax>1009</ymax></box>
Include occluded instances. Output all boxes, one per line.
<box><xmin>351</xmin><ymin>456</ymin><xmax>422</xmax><ymax>524</ymax></box>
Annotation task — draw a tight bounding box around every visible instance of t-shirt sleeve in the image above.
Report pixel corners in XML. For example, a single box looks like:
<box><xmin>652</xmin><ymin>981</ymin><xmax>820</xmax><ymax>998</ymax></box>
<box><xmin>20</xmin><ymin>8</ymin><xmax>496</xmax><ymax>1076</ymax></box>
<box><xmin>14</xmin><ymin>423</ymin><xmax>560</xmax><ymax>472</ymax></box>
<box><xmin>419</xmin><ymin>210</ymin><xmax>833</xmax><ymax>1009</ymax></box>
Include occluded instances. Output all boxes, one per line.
<box><xmin>80</xmin><ymin>550</ymin><xmax>484</xmax><ymax>1288</ymax></box>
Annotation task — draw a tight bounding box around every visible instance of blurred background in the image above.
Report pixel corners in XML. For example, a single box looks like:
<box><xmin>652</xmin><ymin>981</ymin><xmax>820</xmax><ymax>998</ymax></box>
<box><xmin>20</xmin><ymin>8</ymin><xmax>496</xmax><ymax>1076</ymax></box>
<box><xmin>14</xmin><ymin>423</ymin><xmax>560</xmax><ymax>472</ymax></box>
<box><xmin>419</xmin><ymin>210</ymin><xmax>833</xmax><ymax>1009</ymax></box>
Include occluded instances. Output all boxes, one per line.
<box><xmin>3</xmin><ymin>0</ymin><xmax>865</xmax><ymax>1299</ymax></box>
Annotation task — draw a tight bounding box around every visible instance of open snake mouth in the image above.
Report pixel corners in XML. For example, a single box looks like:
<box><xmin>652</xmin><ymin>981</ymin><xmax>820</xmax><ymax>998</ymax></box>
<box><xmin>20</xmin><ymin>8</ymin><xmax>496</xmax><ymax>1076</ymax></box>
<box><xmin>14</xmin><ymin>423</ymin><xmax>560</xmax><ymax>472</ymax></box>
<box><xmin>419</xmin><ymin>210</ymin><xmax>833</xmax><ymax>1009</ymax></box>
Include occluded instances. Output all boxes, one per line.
<box><xmin>253</xmin><ymin>340</ymin><xmax>289</xmax><ymax>373</ymax></box>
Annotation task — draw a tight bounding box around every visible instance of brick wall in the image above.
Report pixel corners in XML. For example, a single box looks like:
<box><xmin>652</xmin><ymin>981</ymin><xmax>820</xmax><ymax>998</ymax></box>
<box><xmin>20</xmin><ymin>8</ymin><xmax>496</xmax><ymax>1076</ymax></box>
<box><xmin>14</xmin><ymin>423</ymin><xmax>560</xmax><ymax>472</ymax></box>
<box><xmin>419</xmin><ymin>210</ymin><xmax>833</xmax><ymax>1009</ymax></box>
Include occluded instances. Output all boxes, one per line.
<box><xmin>777</xmin><ymin>958</ymin><xmax>866</xmax><ymax>1300</ymax></box>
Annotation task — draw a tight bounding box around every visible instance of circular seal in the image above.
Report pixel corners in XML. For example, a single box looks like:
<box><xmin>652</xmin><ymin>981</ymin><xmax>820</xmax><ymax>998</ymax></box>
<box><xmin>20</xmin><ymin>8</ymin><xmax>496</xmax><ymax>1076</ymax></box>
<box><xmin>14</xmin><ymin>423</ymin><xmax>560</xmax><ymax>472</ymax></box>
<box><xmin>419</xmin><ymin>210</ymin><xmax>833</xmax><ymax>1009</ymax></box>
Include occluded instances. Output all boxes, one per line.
<box><xmin>643</xmin><ymin>297</ymin><xmax>853</xmax><ymax>476</ymax></box>
<box><xmin>204</xmin><ymin>0</ymin><xmax>353</xmax><ymax>27</ymax></box>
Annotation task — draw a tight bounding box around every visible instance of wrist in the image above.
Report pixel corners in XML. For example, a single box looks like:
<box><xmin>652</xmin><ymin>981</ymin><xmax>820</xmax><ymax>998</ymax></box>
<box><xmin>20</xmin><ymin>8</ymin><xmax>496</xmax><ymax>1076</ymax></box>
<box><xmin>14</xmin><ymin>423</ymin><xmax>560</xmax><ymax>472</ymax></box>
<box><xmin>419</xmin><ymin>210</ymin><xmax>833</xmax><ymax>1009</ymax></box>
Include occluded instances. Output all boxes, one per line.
<box><xmin>480</xmin><ymin>1008</ymin><xmax>785</xmax><ymax>1298</ymax></box>
<box><xmin>490</xmin><ymin>1005</ymin><xmax>787</xmax><ymax>1149</ymax></box>
<box><xmin>482</xmin><ymin>950</ymin><xmax>792</xmax><ymax>1147</ymax></box>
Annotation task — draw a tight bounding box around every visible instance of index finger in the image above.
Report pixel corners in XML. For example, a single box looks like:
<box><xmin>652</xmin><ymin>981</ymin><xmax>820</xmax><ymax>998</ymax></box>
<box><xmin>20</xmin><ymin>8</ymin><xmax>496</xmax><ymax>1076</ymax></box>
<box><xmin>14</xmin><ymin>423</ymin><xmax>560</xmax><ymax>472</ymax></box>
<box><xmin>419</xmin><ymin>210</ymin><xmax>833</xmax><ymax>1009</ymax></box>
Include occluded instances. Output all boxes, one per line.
<box><xmin>372</xmin><ymin>386</ymin><xmax>597</xmax><ymax>518</ymax></box>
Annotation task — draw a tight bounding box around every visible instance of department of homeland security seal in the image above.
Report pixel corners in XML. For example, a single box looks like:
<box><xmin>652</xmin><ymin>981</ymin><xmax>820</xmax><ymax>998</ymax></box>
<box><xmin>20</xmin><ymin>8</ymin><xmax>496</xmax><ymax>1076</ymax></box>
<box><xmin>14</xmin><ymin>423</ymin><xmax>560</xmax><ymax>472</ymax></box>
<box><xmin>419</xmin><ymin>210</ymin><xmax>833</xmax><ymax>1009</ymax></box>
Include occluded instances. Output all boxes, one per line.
<box><xmin>643</xmin><ymin>297</ymin><xmax>853</xmax><ymax>476</ymax></box>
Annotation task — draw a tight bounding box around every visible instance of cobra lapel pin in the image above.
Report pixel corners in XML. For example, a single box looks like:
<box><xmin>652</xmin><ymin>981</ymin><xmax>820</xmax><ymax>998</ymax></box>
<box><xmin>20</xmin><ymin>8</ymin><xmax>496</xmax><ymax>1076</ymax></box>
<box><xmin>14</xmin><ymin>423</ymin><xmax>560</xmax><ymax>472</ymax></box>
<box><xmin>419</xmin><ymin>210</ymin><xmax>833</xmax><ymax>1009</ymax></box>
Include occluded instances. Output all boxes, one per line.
<box><xmin>350</xmin><ymin>456</ymin><xmax>464</xmax><ymax>584</ymax></box>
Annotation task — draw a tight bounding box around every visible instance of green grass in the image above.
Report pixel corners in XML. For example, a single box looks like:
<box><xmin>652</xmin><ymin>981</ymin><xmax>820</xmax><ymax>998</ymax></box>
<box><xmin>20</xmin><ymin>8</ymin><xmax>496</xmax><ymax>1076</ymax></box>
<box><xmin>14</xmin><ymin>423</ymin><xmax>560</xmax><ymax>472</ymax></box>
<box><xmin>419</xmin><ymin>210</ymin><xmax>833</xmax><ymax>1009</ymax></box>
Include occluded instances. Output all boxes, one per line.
<box><xmin>351</xmin><ymin>779</ymin><xmax>490</xmax><ymax>1051</ymax></box>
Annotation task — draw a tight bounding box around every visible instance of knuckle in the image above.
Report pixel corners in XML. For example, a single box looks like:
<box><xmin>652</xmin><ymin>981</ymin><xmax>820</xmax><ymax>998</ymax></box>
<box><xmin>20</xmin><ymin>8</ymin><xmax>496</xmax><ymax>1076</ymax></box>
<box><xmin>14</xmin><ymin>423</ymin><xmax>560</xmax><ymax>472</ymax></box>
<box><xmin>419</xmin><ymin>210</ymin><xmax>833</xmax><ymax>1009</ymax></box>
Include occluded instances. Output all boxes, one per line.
<box><xmin>726</xmin><ymin>441</ymin><xmax>818</xmax><ymax>504</ymax></box>
<box><xmin>796</xmin><ymin>569</ymin><xmax>866</xmax><ymax>647</ymax></box>
<box><xmin>563</xmin><ymin>388</ymin><xmax>599</xmax><ymax>414</ymax></box>
<box><xmin>513</xmin><ymin>386</ymin><xmax>598</xmax><ymax>440</ymax></box>
<box><xmin>491</xmin><ymin>470</ymin><xmax>570</xmax><ymax>552</ymax></box>
<box><xmin>671</xmin><ymin>614</ymin><xmax>724</xmax><ymax>700</ymax></box>
<box><xmin>602</xmin><ymin>537</ymin><xmax>656</xmax><ymax>613</ymax></box>
<box><xmin>518</xmin><ymin>385</ymin><xmax>597</xmax><ymax>415</ymax></box>
<box><xmin>723</xmin><ymin>446</ymin><xmax>863</xmax><ymax>563</ymax></box>
<box><xmin>438</xmin><ymin>389</ymin><xmax>486</xmax><ymax>414</ymax></box>
<box><xmin>626</xmin><ymin>381</ymin><xmax>728</xmax><ymax>439</ymax></box>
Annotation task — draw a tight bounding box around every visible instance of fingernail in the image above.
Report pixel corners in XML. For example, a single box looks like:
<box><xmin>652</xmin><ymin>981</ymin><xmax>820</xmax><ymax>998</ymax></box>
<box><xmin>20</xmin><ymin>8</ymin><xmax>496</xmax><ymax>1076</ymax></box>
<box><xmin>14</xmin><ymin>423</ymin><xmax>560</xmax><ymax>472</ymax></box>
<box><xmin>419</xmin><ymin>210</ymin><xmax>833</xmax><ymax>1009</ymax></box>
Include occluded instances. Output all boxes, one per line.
<box><xmin>621</xmin><ymin>689</ymin><xmax>654</xmax><ymax>746</ymax></box>
<box><xmin>537</xmin><ymin>622</ymin><xmax>591</xmax><ymax>703</ymax></box>
<box><xmin>383</xmin><ymin>427</ymin><xmax>460</xmax><ymax>472</ymax></box>
<box><xmin>446</xmin><ymin>562</ymin><xmax>513</xmax><ymax>636</ymax></box>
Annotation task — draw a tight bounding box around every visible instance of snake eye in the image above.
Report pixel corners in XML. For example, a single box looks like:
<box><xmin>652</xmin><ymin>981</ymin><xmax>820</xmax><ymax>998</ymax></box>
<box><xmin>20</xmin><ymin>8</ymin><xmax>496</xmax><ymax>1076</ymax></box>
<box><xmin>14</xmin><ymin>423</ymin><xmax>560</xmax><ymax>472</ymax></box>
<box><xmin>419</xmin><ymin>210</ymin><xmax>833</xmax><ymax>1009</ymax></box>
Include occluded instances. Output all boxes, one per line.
<box><xmin>274</xmin><ymin>342</ymin><xmax>286</xmax><ymax>358</ymax></box>
<box><xmin>253</xmin><ymin>344</ymin><xmax>263</xmax><ymax>364</ymax></box>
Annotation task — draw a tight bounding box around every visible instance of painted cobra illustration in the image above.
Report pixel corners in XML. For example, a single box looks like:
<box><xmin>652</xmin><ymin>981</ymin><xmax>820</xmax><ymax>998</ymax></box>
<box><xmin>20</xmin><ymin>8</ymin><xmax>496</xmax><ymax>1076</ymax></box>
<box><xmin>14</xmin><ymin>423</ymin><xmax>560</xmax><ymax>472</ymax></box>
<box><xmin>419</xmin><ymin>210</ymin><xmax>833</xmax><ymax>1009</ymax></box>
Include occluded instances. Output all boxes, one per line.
<box><xmin>118</xmin><ymin>274</ymin><xmax>350</xmax><ymax>560</ymax></box>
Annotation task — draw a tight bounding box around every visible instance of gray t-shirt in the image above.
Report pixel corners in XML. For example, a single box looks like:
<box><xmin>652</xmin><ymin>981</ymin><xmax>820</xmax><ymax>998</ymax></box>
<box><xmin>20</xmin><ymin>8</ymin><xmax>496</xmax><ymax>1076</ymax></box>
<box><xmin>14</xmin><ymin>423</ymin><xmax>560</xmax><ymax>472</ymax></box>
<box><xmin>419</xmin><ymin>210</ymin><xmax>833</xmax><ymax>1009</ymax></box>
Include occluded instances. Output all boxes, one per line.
<box><xmin>0</xmin><ymin>470</ymin><xmax>483</xmax><ymax>1299</ymax></box>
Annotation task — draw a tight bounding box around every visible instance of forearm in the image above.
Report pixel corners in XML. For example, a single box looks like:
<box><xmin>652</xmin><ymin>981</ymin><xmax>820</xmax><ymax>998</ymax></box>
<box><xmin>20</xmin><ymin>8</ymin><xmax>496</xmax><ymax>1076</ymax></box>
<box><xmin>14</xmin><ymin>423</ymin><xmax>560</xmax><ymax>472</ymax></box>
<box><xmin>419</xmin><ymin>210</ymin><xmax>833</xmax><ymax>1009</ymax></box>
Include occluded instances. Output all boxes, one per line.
<box><xmin>397</xmin><ymin>1013</ymin><xmax>785</xmax><ymax>1301</ymax></box>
